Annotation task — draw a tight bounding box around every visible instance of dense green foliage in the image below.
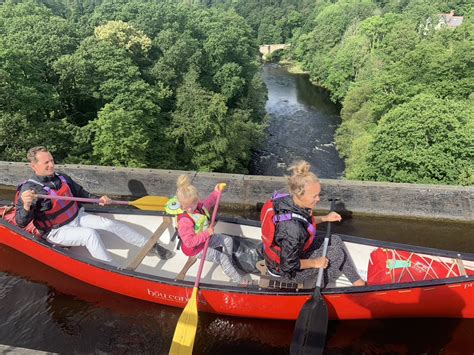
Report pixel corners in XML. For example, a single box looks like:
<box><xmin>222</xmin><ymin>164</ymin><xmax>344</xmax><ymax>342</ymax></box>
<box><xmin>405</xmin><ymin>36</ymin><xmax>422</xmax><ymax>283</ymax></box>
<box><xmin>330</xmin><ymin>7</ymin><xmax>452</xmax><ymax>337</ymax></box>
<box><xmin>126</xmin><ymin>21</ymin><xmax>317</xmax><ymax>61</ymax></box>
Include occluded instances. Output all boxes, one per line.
<box><xmin>209</xmin><ymin>0</ymin><xmax>313</xmax><ymax>44</ymax></box>
<box><xmin>1</xmin><ymin>0</ymin><xmax>473</xmax><ymax>184</ymax></box>
<box><xmin>361</xmin><ymin>94</ymin><xmax>473</xmax><ymax>184</ymax></box>
<box><xmin>0</xmin><ymin>0</ymin><xmax>266</xmax><ymax>172</ymax></box>
<box><xmin>212</xmin><ymin>0</ymin><xmax>473</xmax><ymax>185</ymax></box>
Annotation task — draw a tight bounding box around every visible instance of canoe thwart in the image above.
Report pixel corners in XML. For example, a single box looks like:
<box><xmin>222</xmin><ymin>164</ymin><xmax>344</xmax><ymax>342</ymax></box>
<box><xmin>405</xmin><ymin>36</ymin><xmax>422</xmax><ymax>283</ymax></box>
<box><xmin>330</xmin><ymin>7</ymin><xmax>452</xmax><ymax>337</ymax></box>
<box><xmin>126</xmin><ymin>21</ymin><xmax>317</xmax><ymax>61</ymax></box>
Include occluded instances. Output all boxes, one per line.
<box><xmin>126</xmin><ymin>217</ymin><xmax>173</xmax><ymax>270</ymax></box>
<box><xmin>455</xmin><ymin>258</ymin><xmax>467</xmax><ymax>276</ymax></box>
<box><xmin>175</xmin><ymin>256</ymin><xmax>198</xmax><ymax>281</ymax></box>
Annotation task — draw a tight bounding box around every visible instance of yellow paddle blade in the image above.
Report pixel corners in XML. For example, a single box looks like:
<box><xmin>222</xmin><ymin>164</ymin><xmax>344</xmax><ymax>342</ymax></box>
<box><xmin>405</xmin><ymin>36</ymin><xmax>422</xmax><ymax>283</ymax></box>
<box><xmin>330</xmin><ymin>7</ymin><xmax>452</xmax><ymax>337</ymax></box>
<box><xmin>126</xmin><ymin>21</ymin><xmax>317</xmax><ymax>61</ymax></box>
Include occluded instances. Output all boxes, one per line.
<box><xmin>128</xmin><ymin>196</ymin><xmax>169</xmax><ymax>211</ymax></box>
<box><xmin>169</xmin><ymin>288</ymin><xmax>199</xmax><ymax>355</ymax></box>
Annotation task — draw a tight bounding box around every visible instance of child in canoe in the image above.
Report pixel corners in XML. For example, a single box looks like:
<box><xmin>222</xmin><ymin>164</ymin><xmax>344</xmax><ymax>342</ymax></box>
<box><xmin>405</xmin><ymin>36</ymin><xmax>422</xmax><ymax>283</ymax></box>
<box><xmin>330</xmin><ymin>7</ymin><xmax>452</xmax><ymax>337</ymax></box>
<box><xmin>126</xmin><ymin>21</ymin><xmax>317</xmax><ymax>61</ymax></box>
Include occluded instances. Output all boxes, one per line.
<box><xmin>169</xmin><ymin>175</ymin><xmax>249</xmax><ymax>285</ymax></box>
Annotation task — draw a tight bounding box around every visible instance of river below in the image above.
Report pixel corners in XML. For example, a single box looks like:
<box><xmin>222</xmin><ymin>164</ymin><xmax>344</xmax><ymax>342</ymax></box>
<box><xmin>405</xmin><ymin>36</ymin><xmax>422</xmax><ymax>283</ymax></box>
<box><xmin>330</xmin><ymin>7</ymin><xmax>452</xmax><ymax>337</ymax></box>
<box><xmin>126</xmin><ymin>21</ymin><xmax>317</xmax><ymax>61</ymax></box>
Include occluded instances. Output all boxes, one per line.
<box><xmin>0</xmin><ymin>64</ymin><xmax>473</xmax><ymax>354</ymax></box>
<box><xmin>250</xmin><ymin>63</ymin><xmax>345</xmax><ymax>178</ymax></box>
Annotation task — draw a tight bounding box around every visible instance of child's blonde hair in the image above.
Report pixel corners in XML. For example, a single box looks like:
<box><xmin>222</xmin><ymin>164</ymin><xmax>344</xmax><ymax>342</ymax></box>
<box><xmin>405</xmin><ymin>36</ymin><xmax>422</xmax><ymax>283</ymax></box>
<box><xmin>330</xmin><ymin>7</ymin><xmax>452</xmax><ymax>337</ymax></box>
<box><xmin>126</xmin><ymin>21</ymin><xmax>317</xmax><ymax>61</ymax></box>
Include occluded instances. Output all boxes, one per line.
<box><xmin>176</xmin><ymin>175</ymin><xmax>199</xmax><ymax>203</ymax></box>
<box><xmin>287</xmin><ymin>160</ymin><xmax>319</xmax><ymax>197</ymax></box>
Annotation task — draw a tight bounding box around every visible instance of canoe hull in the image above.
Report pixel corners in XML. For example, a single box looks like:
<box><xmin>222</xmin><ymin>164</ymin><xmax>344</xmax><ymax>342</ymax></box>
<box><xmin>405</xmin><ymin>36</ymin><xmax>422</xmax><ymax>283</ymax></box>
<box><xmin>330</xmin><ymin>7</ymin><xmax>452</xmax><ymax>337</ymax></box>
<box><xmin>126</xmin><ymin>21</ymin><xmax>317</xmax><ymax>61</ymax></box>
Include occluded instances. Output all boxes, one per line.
<box><xmin>1</xmin><ymin>222</ymin><xmax>473</xmax><ymax>320</ymax></box>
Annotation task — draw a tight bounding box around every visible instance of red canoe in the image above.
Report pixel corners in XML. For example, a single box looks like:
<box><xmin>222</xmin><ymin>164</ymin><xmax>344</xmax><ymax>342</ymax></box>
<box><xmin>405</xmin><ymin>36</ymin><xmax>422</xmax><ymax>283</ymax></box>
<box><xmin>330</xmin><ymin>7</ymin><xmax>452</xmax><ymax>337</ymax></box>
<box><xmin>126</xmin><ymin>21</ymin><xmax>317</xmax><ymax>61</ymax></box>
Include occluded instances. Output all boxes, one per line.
<box><xmin>1</xmin><ymin>204</ymin><xmax>473</xmax><ymax>320</ymax></box>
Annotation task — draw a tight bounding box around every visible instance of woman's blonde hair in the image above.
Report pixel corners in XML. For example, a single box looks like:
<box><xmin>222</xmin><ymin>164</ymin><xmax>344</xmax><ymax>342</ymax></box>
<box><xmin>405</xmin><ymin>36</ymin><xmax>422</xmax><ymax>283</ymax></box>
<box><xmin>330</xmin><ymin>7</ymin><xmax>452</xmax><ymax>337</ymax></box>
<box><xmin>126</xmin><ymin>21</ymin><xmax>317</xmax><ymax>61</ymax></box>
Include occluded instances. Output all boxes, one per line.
<box><xmin>176</xmin><ymin>175</ymin><xmax>199</xmax><ymax>203</ymax></box>
<box><xmin>287</xmin><ymin>160</ymin><xmax>319</xmax><ymax>197</ymax></box>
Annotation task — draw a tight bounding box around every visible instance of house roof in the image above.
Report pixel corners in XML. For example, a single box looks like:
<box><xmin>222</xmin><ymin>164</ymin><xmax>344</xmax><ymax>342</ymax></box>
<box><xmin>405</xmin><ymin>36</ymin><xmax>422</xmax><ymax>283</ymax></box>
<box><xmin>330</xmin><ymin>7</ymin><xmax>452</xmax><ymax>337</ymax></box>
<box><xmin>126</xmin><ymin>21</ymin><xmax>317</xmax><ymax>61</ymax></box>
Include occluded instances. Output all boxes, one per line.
<box><xmin>439</xmin><ymin>10</ymin><xmax>464</xmax><ymax>28</ymax></box>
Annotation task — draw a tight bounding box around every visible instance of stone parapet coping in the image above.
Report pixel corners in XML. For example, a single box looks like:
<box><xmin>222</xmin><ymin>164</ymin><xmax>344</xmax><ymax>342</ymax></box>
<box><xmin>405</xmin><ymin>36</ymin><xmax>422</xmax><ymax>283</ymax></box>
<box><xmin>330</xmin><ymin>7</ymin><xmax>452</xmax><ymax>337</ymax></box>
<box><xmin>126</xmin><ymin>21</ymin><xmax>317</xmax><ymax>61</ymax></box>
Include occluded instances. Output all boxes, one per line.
<box><xmin>0</xmin><ymin>161</ymin><xmax>472</xmax><ymax>222</ymax></box>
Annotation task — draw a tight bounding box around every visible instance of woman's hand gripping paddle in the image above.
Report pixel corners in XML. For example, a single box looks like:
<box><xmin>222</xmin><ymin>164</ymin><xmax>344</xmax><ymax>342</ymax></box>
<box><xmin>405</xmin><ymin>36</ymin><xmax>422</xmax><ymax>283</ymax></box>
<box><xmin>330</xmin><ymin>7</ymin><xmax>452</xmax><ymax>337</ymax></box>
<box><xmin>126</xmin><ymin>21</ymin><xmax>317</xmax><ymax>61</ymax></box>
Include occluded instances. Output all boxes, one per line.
<box><xmin>169</xmin><ymin>183</ymin><xmax>226</xmax><ymax>355</ymax></box>
<box><xmin>290</xmin><ymin>198</ymin><xmax>337</xmax><ymax>355</ymax></box>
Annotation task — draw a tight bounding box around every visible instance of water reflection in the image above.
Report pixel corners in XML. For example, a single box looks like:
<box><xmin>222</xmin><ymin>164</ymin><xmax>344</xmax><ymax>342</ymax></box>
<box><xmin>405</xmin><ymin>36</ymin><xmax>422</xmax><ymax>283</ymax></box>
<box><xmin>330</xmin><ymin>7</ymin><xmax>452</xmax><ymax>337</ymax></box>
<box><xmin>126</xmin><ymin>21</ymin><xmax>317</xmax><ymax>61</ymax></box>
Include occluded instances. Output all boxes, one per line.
<box><xmin>1</xmin><ymin>242</ymin><xmax>473</xmax><ymax>354</ymax></box>
<box><xmin>326</xmin><ymin>318</ymin><xmax>474</xmax><ymax>354</ymax></box>
<box><xmin>251</xmin><ymin>64</ymin><xmax>345</xmax><ymax>178</ymax></box>
<box><xmin>0</xmin><ymin>244</ymin><xmax>178</xmax><ymax>353</ymax></box>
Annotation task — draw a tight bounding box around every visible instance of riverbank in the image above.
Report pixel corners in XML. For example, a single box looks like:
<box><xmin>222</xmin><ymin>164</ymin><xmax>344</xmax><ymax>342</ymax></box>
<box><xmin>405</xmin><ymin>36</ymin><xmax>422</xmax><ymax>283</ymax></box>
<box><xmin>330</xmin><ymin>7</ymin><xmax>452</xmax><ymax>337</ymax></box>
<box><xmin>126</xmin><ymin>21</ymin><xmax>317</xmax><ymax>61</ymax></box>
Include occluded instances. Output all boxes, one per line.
<box><xmin>270</xmin><ymin>57</ymin><xmax>327</xmax><ymax>86</ymax></box>
<box><xmin>1</xmin><ymin>161</ymin><xmax>472</xmax><ymax>222</ymax></box>
<box><xmin>278</xmin><ymin>59</ymin><xmax>307</xmax><ymax>74</ymax></box>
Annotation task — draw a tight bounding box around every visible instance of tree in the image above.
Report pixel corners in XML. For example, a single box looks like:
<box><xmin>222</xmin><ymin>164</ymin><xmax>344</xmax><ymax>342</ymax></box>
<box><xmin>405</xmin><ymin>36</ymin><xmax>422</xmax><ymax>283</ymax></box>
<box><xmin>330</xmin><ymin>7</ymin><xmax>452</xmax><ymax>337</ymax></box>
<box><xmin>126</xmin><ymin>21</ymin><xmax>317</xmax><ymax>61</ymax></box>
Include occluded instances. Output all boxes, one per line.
<box><xmin>257</xmin><ymin>21</ymin><xmax>283</xmax><ymax>44</ymax></box>
<box><xmin>0</xmin><ymin>1</ymin><xmax>79</xmax><ymax>115</ymax></box>
<box><xmin>0</xmin><ymin>0</ymin><xmax>268</xmax><ymax>173</ymax></box>
<box><xmin>0</xmin><ymin>0</ymin><xmax>79</xmax><ymax>162</ymax></box>
<box><xmin>295</xmin><ymin>0</ymin><xmax>377</xmax><ymax>84</ymax></box>
<box><xmin>94</xmin><ymin>20</ymin><xmax>152</xmax><ymax>58</ymax></box>
<box><xmin>359</xmin><ymin>94</ymin><xmax>473</xmax><ymax>185</ymax></box>
<box><xmin>54</xmin><ymin>24</ymin><xmax>167</xmax><ymax>167</ymax></box>
<box><xmin>0</xmin><ymin>111</ymin><xmax>79</xmax><ymax>162</ymax></box>
<box><xmin>90</xmin><ymin>103</ymin><xmax>151</xmax><ymax>167</ymax></box>
<box><xmin>150</xmin><ymin>28</ymin><xmax>201</xmax><ymax>95</ymax></box>
<box><xmin>213</xmin><ymin>62</ymin><xmax>246</xmax><ymax>102</ymax></box>
<box><xmin>325</xmin><ymin>31</ymin><xmax>371</xmax><ymax>102</ymax></box>
<box><xmin>170</xmin><ymin>69</ymin><xmax>264</xmax><ymax>172</ymax></box>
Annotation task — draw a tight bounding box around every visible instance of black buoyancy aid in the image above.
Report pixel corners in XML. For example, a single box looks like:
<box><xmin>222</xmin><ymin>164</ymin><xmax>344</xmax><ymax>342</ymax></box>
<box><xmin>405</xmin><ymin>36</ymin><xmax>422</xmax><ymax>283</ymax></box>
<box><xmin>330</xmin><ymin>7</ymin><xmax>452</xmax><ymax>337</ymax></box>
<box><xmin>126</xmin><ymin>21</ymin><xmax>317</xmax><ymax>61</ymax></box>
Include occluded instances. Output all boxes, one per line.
<box><xmin>18</xmin><ymin>175</ymin><xmax>80</xmax><ymax>232</ymax></box>
<box><xmin>260</xmin><ymin>193</ymin><xmax>317</xmax><ymax>268</ymax></box>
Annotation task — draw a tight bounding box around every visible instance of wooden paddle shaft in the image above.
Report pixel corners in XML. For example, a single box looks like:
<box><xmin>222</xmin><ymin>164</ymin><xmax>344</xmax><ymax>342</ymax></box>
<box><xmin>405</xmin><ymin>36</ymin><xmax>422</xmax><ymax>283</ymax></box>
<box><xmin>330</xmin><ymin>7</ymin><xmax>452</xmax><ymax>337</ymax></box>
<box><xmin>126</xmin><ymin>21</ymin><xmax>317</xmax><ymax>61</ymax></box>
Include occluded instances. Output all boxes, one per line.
<box><xmin>315</xmin><ymin>199</ymin><xmax>336</xmax><ymax>288</ymax></box>
<box><xmin>193</xmin><ymin>187</ymin><xmax>224</xmax><ymax>289</ymax></box>
<box><xmin>315</xmin><ymin>236</ymin><xmax>330</xmax><ymax>288</ymax></box>
<box><xmin>36</xmin><ymin>194</ymin><xmax>129</xmax><ymax>205</ymax></box>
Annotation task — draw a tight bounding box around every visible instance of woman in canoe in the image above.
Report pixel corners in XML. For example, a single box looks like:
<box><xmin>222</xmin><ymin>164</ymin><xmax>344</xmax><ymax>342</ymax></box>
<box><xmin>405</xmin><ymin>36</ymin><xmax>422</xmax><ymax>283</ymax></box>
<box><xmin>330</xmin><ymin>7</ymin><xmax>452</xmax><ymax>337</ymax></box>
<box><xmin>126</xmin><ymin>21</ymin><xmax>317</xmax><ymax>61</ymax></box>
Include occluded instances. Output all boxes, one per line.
<box><xmin>262</xmin><ymin>160</ymin><xmax>366</xmax><ymax>287</ymax></box>
<box><xmin>172</xmin><ymin>175</ymin><xmax>249</xmax><ymax>285</ymax></box>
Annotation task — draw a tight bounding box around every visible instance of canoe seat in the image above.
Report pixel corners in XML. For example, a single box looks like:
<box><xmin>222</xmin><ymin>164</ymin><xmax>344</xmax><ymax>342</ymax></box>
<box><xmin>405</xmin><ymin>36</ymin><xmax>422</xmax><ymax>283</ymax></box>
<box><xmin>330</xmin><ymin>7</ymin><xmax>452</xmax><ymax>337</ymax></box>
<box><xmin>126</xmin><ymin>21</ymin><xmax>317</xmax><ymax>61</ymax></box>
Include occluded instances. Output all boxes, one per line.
<box><xmin>255</xmin><ymin>260</ymin><xmax>304</xmax><ymax>290</ymax></box>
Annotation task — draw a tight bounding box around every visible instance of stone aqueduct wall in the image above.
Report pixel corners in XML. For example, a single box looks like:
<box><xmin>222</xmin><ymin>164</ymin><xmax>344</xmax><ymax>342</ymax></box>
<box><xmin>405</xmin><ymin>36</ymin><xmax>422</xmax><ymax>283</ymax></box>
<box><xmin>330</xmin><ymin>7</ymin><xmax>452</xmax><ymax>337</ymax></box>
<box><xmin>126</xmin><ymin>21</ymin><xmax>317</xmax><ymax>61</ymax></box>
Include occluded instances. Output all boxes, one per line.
<box><xmin>0</xmin><ymin>161</ymin><xmax>472</xmax><ymax>222</ymax></box>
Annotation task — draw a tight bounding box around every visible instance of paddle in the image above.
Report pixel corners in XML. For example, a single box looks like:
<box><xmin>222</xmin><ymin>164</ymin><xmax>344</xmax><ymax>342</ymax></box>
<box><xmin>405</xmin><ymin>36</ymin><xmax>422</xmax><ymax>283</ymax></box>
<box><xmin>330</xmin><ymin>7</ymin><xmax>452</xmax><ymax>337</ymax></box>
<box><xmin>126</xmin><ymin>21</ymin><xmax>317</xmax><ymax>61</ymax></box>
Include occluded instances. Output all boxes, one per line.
<box><xmin>35</xmin><ymin>194</ymin><xmax>169</xmax><ymax>211</ymax></box>
<box><xmin>169</xmin><ymin>183</ymin><xmax>226</xmax><ymax>355</ymax></box>
<box><xmin>290</xmin><ymin>198</ymin><xmax>337</xmax><ymax>355</ymax></box>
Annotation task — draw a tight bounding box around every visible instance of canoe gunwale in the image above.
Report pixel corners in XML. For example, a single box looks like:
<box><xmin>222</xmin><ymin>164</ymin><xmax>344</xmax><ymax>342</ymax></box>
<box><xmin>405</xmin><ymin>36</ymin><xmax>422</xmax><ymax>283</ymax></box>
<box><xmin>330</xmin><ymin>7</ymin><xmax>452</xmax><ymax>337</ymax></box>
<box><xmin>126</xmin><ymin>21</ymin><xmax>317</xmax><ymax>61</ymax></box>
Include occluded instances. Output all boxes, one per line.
<box><xmin>84</xmin><ymin>205</ymin><xmax>474</xmax><ymax>260</ymax></box>
<box><xmin>1</xmin><ymin>210</ymin><xmax>473</xmax><ymax>298</ymax></box>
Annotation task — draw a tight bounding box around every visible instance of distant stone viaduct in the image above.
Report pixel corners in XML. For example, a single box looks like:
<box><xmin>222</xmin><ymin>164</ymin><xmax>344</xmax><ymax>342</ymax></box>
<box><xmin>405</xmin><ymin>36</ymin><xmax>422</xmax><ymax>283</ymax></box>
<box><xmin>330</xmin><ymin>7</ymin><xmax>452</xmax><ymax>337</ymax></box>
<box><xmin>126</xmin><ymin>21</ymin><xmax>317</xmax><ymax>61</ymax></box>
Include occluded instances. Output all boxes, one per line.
<box><xmin>259</xmin><ymin>44</ymin><xmax>291</xmax><ymax>56</ymax></box>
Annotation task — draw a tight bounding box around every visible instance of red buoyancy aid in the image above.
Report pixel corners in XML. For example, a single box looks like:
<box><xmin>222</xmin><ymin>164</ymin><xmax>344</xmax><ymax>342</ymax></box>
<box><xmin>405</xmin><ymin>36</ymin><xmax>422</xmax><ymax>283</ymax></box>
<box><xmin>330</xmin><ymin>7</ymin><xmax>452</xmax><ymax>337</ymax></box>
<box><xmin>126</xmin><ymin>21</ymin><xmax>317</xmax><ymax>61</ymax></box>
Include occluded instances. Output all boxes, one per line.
<box><xmin>260</xmin><ymin>193</ymin><xmax>317</xmax><ymax>267</ymax></box>
<box><xmin>16</xmin><ymin>175</ymin><xmax>80</xmax><ymax>232</ymax></box>
<box><xmin>177</xmin><ymin>202</ymin><xmax>210</xmax><ymax>256</ymax></box>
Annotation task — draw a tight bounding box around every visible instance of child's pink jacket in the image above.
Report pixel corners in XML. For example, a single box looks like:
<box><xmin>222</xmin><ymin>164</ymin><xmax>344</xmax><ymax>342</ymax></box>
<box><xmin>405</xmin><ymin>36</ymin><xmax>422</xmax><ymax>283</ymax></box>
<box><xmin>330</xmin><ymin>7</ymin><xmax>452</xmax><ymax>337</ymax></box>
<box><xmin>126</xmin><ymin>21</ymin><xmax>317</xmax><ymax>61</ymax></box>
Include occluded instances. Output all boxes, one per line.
<box><xmin>177</xmin><ymin>190</ymin><xmax>218</xmax><ymax>256</ymax></box>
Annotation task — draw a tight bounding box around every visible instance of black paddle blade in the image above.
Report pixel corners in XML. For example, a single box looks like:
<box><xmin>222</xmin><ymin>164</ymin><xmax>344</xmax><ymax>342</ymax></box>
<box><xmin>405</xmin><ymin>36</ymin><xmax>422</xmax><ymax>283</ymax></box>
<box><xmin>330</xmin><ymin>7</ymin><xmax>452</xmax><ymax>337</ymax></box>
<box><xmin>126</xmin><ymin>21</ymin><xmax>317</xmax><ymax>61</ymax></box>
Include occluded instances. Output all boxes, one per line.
<box><xmin>290</xmin><ymin>288</ymin><xmax>329</xmax><ymax>355</ymax></box>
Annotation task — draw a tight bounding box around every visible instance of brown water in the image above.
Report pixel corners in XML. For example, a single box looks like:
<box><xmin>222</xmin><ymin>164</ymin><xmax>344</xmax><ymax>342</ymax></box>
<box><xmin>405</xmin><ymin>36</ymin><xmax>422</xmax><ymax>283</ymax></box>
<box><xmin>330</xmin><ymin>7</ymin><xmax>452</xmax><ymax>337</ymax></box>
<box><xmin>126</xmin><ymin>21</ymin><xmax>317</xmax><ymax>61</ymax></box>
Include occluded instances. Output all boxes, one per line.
<box><xmin>1</xmin><ymin>187</ymin><xmax>473</xmax><ymax>354</ymax></box>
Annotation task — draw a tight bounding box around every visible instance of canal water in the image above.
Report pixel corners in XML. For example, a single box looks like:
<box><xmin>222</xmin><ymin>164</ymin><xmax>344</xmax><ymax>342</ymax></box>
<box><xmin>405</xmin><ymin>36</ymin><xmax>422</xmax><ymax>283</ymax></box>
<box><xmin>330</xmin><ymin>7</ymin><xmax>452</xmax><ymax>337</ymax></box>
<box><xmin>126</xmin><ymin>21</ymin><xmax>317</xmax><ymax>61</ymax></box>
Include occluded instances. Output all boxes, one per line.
<box><xmin>1</xmin><ymin>64</ymin><xmax>473</xmax><ymax>354</ymax></box>
<box><xmin>1</xmin><ymin>185</ymin><xmax>473</xmax><ymax>354</ymax></box>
